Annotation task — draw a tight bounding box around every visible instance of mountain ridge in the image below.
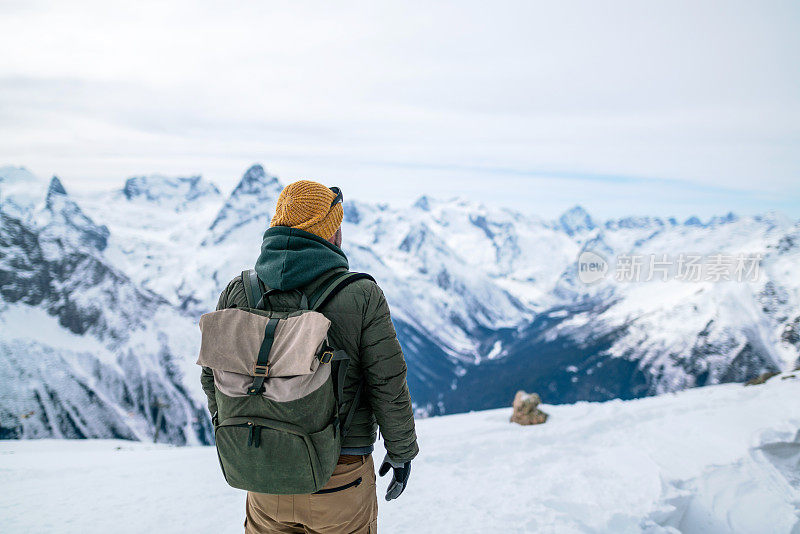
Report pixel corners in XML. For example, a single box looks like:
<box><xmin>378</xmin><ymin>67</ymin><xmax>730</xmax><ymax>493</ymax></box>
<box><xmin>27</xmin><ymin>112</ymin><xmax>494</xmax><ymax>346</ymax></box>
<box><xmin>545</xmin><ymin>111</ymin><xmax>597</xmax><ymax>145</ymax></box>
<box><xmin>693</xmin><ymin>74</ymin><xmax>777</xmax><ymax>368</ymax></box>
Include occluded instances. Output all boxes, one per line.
<box><xmin>1</xmin><ymin>163</ymin><xmax>798</xmax><ymax>439</ymax></box>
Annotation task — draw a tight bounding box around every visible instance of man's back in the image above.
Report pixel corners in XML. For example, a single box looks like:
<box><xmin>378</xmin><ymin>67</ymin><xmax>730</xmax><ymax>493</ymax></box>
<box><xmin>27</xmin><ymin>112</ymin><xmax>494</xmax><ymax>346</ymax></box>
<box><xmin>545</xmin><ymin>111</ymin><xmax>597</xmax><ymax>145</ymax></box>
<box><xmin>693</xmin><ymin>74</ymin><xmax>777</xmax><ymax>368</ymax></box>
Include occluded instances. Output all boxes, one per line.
<box><xmin>200</xmin><ymin>181</ymin><xmax>418</xmax><ymax>533</ymax></box>
<box><xmin>205</xmin><ymin>265</ymin><xmax>418</xmax><ymax>459</ymax></box>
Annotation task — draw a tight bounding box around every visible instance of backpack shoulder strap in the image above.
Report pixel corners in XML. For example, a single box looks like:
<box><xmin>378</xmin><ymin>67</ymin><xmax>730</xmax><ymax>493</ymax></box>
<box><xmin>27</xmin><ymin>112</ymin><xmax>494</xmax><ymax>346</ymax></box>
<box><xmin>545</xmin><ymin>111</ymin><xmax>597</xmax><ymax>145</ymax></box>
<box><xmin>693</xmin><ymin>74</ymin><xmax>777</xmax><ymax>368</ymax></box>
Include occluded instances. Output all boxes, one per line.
<box><xmin>308</xmin><ymin>272</ymin><xmax>376</xmax><ymax>311</ymax></box>
<box><xmin>309</xmin><ymin>271</ymin><xmax>375</xmax><ymax>438</ymax></box>
<box><xmin>241</xmin><ymin>269</ymin><xmax>260</xmax><ymax>308</ymax></box>
<box><xmin>325</xmin><ymin>349</ymin><xmax>365</xmax><ymax>442</ymax></box>
<box><xmin>341</xmin><ymin>381</ymin><xmax>364</xmax><ymax>442</ymax></box>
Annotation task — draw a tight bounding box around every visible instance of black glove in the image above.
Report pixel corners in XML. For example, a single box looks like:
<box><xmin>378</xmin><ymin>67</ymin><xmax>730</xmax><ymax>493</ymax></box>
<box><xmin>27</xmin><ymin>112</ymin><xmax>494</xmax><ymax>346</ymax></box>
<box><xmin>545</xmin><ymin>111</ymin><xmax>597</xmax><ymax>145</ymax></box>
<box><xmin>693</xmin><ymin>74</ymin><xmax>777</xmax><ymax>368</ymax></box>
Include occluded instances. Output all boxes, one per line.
<box><xmin>378</xmin><ymin>454</ymin><xmax>411</xmax><ymax>501</ymax></box>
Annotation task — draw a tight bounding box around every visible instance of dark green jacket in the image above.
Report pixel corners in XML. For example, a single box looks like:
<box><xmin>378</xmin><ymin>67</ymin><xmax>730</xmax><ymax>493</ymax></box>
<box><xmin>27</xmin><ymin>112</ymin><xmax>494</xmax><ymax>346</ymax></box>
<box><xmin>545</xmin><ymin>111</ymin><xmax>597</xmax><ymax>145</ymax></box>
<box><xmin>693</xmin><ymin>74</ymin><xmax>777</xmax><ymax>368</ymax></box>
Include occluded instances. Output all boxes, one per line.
<box><xmin>200</xmin><ymin>226</ymin><xmax>419</xmax><ymax>463</ymax></box>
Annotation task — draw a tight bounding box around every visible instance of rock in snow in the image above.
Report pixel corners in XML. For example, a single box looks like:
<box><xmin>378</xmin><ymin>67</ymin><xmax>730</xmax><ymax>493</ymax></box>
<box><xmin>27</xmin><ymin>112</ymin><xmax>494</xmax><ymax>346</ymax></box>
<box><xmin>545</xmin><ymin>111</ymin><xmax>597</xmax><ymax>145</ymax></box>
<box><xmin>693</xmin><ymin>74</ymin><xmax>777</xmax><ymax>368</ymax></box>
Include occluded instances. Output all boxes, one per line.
<box><xmin>510</xmin><ymin>390</ymin><xmax>549</xmax><ymax>425</ymax></box>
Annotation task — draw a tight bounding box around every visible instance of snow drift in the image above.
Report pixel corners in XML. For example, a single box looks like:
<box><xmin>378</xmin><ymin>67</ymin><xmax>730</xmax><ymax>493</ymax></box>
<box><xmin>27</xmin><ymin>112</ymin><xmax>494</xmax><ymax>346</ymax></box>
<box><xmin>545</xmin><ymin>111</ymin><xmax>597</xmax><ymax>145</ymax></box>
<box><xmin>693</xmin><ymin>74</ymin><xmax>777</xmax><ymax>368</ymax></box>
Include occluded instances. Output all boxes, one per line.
<box><xmin>1</xmin><ymin>375</ymin><xmax>798</xmax><ymax>533</ymax></box>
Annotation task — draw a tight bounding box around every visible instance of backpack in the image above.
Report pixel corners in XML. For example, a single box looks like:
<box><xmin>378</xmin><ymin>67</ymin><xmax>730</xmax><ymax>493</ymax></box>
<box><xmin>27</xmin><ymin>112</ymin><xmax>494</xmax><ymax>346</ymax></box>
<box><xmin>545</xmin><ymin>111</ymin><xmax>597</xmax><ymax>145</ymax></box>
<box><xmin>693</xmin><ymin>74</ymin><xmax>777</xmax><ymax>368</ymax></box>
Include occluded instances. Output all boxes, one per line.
<box><xmin>197</xmin><ymin>268</ymin><xmax>375</xmax><ymax>494</ymax></box>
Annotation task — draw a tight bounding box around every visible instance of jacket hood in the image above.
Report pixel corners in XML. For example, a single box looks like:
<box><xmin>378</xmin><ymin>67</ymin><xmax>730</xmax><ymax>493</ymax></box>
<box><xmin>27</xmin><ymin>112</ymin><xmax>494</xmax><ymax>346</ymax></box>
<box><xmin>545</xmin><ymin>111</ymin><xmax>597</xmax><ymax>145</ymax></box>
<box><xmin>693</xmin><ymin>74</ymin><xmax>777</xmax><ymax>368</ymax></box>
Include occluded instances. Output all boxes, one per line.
<box><xmin>254</xmin><ymin>226</ymin><xmax>349</xmax><ymax>291</ymax></box>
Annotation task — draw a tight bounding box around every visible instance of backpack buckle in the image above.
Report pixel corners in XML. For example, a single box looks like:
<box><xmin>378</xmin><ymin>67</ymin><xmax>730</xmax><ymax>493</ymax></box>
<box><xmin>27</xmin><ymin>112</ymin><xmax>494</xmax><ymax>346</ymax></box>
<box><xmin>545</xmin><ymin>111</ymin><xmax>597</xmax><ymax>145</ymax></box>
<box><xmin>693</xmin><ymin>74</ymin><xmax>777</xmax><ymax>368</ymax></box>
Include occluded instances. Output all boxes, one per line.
<box><xmin>319</xmin><ymin>350</ymin><xmax>334</xmax><ymax>364</ymax></box>
<box><xmin>252</xmin><ymin>363</ymin><xmax>269</xmax><ymax>377</ymax></box>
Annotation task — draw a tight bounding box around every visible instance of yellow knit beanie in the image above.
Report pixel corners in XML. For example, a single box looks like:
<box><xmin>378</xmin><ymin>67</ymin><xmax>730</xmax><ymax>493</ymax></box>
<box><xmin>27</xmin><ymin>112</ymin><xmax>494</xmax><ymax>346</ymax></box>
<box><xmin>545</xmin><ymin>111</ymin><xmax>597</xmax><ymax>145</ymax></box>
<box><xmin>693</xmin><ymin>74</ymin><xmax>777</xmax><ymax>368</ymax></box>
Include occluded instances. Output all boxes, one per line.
<box><xmin>270</xmin><ymin>180</ymin><xmax>343</xmax><ymax>241</ymax></box>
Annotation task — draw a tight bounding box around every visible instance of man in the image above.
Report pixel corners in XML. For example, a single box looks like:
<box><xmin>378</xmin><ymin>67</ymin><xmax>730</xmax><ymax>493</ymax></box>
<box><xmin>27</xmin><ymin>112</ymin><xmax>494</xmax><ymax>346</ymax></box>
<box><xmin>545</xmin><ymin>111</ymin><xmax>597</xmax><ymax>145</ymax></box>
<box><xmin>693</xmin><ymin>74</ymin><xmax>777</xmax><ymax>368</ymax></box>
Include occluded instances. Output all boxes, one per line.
<box><xmin>201</xmin><ymin>179</ymin><xmax>419</xmax><ymax>533</ymax></box>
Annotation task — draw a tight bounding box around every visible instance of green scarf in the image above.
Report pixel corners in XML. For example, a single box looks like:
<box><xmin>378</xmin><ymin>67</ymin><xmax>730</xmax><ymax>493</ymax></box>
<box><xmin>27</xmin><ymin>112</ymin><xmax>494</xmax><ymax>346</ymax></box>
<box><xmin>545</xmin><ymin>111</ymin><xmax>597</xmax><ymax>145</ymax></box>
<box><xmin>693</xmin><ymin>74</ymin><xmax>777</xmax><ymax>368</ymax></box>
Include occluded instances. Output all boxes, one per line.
<box><xmin>254</xmin><ymin>226</ymin><xmax>348</xmax><ymax>291</ymax></box>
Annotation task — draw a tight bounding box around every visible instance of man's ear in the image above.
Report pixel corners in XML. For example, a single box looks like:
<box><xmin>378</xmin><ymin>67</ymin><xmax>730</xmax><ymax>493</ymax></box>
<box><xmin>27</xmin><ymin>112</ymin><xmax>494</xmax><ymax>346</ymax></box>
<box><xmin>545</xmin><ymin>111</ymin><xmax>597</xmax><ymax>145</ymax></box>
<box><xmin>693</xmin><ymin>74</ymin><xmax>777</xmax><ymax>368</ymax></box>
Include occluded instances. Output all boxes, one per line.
<box><xmin>329</xmin><ymin>227</ymin><xmax>343</xmax><ymax>247</ymax></box>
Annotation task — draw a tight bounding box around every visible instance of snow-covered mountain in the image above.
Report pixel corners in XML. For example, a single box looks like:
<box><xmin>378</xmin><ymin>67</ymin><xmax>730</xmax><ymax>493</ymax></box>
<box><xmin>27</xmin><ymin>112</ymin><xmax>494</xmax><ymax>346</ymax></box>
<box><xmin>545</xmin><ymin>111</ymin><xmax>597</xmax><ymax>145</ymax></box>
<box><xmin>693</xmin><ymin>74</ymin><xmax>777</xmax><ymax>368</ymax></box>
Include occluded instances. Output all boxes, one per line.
<box><xmin>77</xmin><ymin>173</ymin><xmax>223</xmax><ymax>302</ymax></box>
<box><xmin>0</xmin><ymin>168</ymin><xmax>211</xmax><ymax>443</ymax></box>
<box><xmin>1</xmin><ymin>163</ymin><xmax>798</xmax><ymax>441</ymax></box>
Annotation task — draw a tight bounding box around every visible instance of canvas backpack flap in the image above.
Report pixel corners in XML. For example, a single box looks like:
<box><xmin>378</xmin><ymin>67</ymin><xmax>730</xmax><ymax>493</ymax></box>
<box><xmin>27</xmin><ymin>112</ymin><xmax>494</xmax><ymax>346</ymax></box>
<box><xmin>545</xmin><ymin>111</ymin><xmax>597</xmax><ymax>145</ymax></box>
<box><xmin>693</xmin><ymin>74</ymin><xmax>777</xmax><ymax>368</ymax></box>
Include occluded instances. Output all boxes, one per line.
<box><xmin>198</xmin><ymin>308</ymin><xmax>265</xmax><ymax>374</ymax></box>
<box><xmin>212</xmin><ymin>365</ymin><xmax>332</xmax><ymax>401</ymax></box>
<box><xmin>197</xmin><ymin>308</ymin><xmax>331</xmax><ymax>377</ymax></box>
<box><xmin>268</xmin><ymin>312</ymin><xmax>331</xmax><ymax>376</ymax></box>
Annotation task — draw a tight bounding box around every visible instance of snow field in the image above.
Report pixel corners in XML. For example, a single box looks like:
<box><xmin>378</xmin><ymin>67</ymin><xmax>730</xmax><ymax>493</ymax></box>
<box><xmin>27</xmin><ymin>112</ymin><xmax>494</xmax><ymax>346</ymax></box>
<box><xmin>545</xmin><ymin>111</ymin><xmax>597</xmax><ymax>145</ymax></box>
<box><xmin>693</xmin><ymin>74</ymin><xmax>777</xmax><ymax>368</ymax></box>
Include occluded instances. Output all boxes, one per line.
<box><xmin>2</xmin><ymin>376</ymin><xmax>798</xmax><ymax>533</ymax></box>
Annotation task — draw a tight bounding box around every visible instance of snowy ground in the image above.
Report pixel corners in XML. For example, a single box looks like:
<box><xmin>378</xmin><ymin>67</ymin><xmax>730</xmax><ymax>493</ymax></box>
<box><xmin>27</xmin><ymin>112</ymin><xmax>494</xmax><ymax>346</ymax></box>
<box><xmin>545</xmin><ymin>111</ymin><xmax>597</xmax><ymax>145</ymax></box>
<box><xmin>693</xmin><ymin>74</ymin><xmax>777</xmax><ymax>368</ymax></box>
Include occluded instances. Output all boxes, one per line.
<box><xmin>2</xmin><ymin>376</ymin><xmax>799</xmax><ymax>534</ymax></box>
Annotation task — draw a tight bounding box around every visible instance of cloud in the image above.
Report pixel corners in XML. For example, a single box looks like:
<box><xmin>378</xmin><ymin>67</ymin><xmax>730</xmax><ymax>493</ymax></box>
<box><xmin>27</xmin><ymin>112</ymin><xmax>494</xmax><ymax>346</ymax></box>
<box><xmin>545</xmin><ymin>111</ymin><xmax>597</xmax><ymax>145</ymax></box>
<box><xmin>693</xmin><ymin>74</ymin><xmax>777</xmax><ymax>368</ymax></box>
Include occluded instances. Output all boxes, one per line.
<box><xmin>0</xmin><ymin>0</ymin><xmax>798</xmax><ymax>217</ymax></box>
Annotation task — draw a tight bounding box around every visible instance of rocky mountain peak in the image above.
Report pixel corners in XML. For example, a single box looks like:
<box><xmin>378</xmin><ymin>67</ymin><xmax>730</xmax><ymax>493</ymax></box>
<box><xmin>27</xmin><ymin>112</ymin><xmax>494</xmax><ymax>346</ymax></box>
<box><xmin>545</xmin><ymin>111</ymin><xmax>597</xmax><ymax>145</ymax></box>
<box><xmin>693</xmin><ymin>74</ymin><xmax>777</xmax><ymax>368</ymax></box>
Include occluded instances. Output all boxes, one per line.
<box><xmin>343</xmin><ymin>201</ymin><xmax>361</xmax><ymax>224</ymax></box>
<box><xmin>121</xmin><ymin>174</ymin><xmax>221</xmax><ymax>210</ymax></box>
<box><xmin>0</xmin><ymin>166</ymin><xmax>49</xmax><ymax>219</ymax></box>
<box><xmin>41</xmin><ymin>176</ymin><xmax>109</xmax><ymax>252</ymax></box>
<box><xmin>684</xmin><ymin>215</ymin><xmax>705</xmax><ymax>227</ymax></box>
<box><xmin>230</xmin><ymin>164</ymin><xmax>280</xmax><ymax>198</ymax></box>
<box><xmin>204</xmin><ymin>164</ymin><xmax>283</xmax><ymax>245</ymax></box>
<box><xmin>559</xmin><ymin>205</ymin><xmax>596</xmax><ymax>236</ymax></box>
<box><xmin>46</xmin><ymin>176</ymin><xmax>67</xmax><ymax>198</ymax></box>
<box><xmin>711</xmin><ymin>212</ymin><xmax>738</xmax><ymax>225</ymax></box>
<box><xmin>414</xmin><ymin>195</ymin><xmax>432</xmax><ymax>211</ymax></box>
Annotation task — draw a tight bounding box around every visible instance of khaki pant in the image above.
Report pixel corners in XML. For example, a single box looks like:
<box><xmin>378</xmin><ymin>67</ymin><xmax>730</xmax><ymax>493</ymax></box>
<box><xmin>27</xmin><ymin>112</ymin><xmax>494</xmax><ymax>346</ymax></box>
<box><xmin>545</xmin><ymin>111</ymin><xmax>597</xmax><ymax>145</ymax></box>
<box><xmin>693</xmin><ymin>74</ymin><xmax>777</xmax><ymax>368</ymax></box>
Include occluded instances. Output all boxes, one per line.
<box><xmin>245</xmin><ymin>455</ymin><xmax>378</xmax><ymax>534</ymax></box>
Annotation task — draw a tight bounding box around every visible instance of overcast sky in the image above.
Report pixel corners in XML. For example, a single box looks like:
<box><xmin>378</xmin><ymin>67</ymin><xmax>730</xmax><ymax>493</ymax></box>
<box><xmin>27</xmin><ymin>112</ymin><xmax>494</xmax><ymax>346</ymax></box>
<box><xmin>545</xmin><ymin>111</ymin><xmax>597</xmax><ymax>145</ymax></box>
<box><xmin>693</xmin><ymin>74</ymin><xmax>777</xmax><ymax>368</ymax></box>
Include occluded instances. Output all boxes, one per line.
<box><xmin>1</xmin><ymin>1</ymin><xmax>798</xmax><ymax>219</ymax></box>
